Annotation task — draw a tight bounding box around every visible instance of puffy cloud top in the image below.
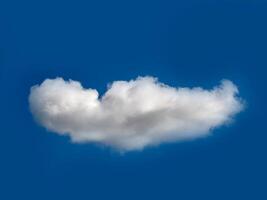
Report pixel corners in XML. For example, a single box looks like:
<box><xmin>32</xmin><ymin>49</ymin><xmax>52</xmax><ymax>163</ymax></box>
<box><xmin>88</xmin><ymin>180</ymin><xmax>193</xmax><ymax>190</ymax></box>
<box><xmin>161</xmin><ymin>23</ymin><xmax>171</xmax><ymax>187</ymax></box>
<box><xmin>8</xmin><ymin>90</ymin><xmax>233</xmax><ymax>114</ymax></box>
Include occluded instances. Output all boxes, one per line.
<box><xmin>29</xmin><ymin>76</ymin><xmax>243</xmax><ymax>151</ymax></box>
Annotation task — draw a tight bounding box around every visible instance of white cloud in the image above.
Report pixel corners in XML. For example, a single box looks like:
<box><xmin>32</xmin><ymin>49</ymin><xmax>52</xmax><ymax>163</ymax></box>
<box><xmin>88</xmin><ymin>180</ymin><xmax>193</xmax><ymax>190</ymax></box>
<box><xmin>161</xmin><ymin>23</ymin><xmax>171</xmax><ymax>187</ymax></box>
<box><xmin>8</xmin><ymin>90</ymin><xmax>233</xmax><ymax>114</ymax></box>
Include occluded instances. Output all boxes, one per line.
<box><xmin>29</xmin><ymin>76</ymin><xmax>243</xmax><ymax>151</ymax></box>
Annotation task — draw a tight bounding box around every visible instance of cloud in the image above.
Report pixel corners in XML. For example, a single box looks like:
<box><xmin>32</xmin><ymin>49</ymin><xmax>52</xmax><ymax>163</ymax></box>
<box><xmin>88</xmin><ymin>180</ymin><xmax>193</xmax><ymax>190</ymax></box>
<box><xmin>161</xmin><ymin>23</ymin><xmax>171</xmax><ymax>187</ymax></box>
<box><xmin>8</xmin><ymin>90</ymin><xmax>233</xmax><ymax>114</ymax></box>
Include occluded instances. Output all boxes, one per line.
<box><xmin>29</xmin><ymin>76</ymin><xmax>243</xmax><ymax>151</ymax></box>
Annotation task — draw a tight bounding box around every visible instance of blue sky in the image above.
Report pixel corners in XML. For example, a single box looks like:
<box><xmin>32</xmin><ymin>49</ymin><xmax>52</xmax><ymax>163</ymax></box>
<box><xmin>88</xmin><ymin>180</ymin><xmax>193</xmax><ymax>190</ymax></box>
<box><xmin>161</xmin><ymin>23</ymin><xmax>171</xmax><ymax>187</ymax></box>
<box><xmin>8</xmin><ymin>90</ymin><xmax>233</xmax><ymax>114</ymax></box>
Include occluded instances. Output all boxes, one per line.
<box><xmin>0</xmin><ymin>0</ymin><xmax>266</xmax><ymax>199</ymax></box>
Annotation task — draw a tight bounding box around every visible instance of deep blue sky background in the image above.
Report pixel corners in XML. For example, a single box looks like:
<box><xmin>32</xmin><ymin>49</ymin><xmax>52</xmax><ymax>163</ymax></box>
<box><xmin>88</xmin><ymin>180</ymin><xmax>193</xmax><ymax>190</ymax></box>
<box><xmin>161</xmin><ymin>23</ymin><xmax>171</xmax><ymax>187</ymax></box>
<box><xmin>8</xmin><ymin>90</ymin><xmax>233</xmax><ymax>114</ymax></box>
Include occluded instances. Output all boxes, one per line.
<box><xmin>0</xmin><ymin>0</ymin><xmax>266</xmax><ymax>199</ymax></box>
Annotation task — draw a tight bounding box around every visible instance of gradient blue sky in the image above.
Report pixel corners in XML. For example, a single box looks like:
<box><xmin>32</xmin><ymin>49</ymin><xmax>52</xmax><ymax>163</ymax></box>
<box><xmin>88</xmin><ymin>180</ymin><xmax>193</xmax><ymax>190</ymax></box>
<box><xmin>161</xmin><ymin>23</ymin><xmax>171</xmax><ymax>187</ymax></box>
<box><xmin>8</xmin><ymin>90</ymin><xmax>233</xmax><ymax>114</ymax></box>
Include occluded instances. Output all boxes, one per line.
<box><xmin>0</xmin><ymin>0</ymin><xmax>266</xmax><ymax>199</ymax></box>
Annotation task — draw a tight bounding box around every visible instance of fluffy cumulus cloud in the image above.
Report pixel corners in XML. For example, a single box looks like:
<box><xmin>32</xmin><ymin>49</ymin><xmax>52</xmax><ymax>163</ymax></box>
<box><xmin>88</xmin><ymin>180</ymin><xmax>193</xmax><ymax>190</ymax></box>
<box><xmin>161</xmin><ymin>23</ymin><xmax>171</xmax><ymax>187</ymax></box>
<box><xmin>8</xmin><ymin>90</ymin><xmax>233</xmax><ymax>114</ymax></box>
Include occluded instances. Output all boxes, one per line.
<box><xmin>29</xmin><ymin>76</ymin><xmax>243</xmax><ymax>151</ymax></box>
